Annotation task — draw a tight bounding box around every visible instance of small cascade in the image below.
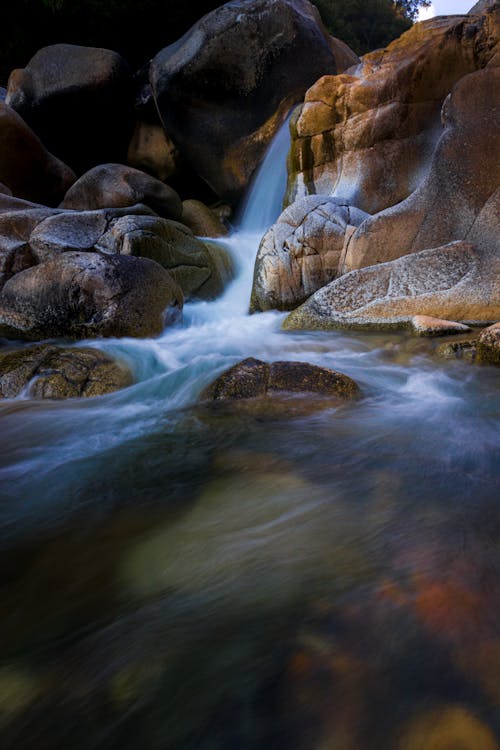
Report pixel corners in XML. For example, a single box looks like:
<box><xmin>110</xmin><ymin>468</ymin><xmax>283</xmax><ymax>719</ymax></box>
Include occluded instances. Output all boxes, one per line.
<box><xmin>236</xmin><ymin>114</ymin><xmax>292</xmax><ymax>234</ymax></box>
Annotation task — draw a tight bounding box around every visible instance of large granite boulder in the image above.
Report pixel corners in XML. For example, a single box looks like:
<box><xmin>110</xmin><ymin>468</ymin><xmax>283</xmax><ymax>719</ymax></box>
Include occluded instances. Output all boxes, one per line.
<box><xmin>0</xmin><ymin>251</ymin><xmax>183</xmax><ymax>340</ymax></box>
<box><xmin>59</xmin><ymin>163</ymin><xmax>182</xmax><ymax>221</ymax></box>
<box><xmin>283</xmin><ymin>239</ymin><xmax>500</xmax><ymax>330</ymax></box>
<box><xmin>341</xmin><ymin>66</ymin><xmax>500</xmax><ymax>273</ymax></box>
<box><xmin>0</xmin><ymin>344</ymin><xmax>132</xmax><ymax>399</ymax></box>
<box><xmin>6</xmin><ymin>44</ymin><xmax>134</xmax><ymax>174</ymax></box>
<box><xmin>150</xmin><ymin>0</ymin><xmax>358</xmax><ymax>203</ymax></box>
<box><xmin>286</xmin><ymin>6</ymin><xmax>499</xmax><ymax>212</ymax></box>
<box><xmin>250</xmin><ymin>196</ymin><xmax>369</xmax><ymax>312</ymax></box>
<box><xmin>201</xmin><ymin>357</ymin><xmax>359</xmax><ymax>400</ymax></box>
<box><xmin>98</xmin><ymin>214</ymin><xmax>233</xmax><ymax>300</ymax></box>
<box><xmin>127</xmin><ymin>121</ymin><xmax>181</xmax><ymax>183</ymax></box>
<box><xmin>0</xmin><ymin>103</ymin><xmax>75</xmax><ymax>205</ymax></box>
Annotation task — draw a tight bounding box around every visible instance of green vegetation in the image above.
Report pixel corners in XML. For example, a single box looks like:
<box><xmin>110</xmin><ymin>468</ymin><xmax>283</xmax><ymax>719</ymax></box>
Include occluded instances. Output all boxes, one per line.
<box><xmin>1</xmin><ymin>0</ymin><xmax>431</xmax><ymax>83</ymax></box>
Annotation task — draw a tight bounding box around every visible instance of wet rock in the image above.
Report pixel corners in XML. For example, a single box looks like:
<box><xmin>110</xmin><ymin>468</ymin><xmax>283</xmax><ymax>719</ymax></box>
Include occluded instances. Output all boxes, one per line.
<box><xmin>98</xmin><ymin>214</ymin><xmax>233</xmax><ymax>300</ymax></box>
<box><xmin>181</xmin><ymin>199</ymin><xmax>228</xmax><ymax>238</ymax></box>
<box><xmin>201</xmin><ymin>358</ymin><xmax>359</xmax><ymax>401</ymax></box>
<box><xmin>60</xmin><ymin>163</ymin><xmax>182</xmax><ymax>221</ymax></box>
<box><xmin>0</xmin><ymin>102</ymin><xmax>75</xmax><ymax>205</ymax></box>
<box><xmin>6</xmin><ymin>44</ymin><xmax>134</xmax><ymax>174</ymax></box>
<box><xmin>411</xmin><ymin>315</ymin><xmax>471</xmax><ymax>337</ymax></box>
<box><xmin>287</xmin><ymin>7</ymin><xmax>499</xmax><ymax>212</ymax></box>
<box><xmin>250</xmin><ymin>196</ymin><xmax>369</xmax><ymax>312</ymax></box>
<box><xmin>477</xmin><ymin>322</ymin><xmax>500</xmax><ymax>364</ymax></box>
<box><xmin>0</xmin><ymin>344</ymin><xmax>132</xmax><ymax>399</ymax></box>
<box><xmin>283</xmin><ymin>239</ymin><xmax>500</xmax><ymax>331</ymax></box>
<box><xmin>435</xmin><ymin>339</ymin><xmax>477</xmax><ymax>362</ymax></box>
<box><xmin>127</xmin><ymin>121</ymin><xmax>181</xmax><ymax>182</ymax></box>
<box><xmin>397</xmin><ymin>706</ymin><xmax>498</xmax><ymax>750</ymax></box>
<box><xmin>150</xmin><ymin>0</ymin><xmax>358</xmax><ymax>202</ymax></box>
<box><xmin>0</xmin><ymin>251</ymin><xmax>183</xmax><ymax>340</ymax></box>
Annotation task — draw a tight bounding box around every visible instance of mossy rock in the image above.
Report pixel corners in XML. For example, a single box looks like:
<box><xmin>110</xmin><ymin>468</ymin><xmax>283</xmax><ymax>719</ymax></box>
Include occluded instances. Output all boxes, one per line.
<box><xmin>0</xmin><ymin>344</ymin><xmax>132</xmax><ymax>399</ymax></box>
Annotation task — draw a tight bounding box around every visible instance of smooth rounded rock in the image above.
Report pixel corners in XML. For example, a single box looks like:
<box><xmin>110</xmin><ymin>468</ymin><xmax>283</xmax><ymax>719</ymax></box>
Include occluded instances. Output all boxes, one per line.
<box><xmin>181</xmin><ymin>199</ymin><xmax>228</xmax><ymax>238</ymax></box>
<box><xmin>477</xmin><ymin>322</ymin><xmax>500</xmax><ymax>365</ymax></box>
<box><xmin>59</xmin><ymin>164</ymin><xmax>182</xmax><ymax>220</ymax></box>
<box><xmin>411</xmin><ymin>315</ymin><xmax>471</xmax><ymax>337</ymax></box>
<box><xmin>0</xmin><ymin>251</ymin><xmax>183</xmax><ymax>340</ymax></box>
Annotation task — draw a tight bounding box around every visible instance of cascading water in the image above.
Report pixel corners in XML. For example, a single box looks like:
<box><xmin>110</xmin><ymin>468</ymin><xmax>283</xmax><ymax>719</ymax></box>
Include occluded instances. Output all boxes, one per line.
<box><xmin>0</xmin><ymin>116</ymin><xmax>499</xmax><ymax>750</ymax></box>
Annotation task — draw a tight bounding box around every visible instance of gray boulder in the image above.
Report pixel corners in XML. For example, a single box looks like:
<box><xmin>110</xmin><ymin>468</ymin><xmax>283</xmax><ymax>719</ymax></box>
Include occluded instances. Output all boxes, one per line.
<box><xmin>0</xmin><ymin>251</ymin><xmax>183</xmax><ymax>340</ymax></box>
<box><xmin>250</xmin><ymin>196</ymin><xmax>369</xmax><ymax>312</ymax></box>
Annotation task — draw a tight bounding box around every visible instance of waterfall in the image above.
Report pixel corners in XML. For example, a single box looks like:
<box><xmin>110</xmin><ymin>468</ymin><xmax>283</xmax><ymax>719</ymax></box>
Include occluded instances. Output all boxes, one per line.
<box><xmin>236</xmin><ymin>114</ymin><xmax>291</xmax><ymax>234</ymax></box>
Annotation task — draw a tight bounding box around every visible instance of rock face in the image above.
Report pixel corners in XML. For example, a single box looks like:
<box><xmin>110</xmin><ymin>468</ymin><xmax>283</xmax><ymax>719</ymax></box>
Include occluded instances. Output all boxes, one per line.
<box><xmin>127</xmin><ymin>121</ymin><xmax>180</xmax><ymax>183</ymax></box>
<box><xmin>0</xmin><ymin>251</ymin><xmax>183</xmax><ymax>340</ymax></box>
<box><xmin>286</xmin><ymin>8</ymin><xmax>499</xmax><ymax>212</ymax></box>
<box><xmin>283</xmin><ymin>240</ymin><xmax>500</xmax><ymax>330</ymax></box>
<box><xmin>201</xmin><ymin>357</ymin><xmax>359</xmax><ymax>400</ymax></box>
<box><xmin>150</xmin><ymin>0</ymin><xmax>358</xmax><ymax>202</ymax></box>
<box><xmin>59</xmin><ymin>164</ymin><xmax>182</xmax><ymax>220</ymax></box>
<box><xmin>250</xmin><ymin>196</ymin><xmax>369</xmax><ymax>312</ymax></box>
<box><xmin>0</xmin><ymin>345</ymin><xmax>132</xmax><ymax>399</ymax></box>
<box><xmin>6</xmin><ymin>44</ymin><xmax>133</xmax><ymax>174</ymax></box>
<box><xmin>0</xmin><ymin>103</ymin><xmax>75</xmax><ymax>205</ymax></box>
<box><xmin>98</xmin><ymin>214</ymin><xmax>233</xmax><ymax>300</ymax></box>
<box><xmin>341</xmin><ymin>65</ymin><xmax>500</xmax><ymax>274</ymax></box>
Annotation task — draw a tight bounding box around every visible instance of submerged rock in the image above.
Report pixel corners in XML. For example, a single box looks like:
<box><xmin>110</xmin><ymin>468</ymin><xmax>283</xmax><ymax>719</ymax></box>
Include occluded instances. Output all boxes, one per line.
<box><xmin>60</xmin><ymin>163</ymin><xmax>182</xmax><ymax>221</ymax></box>
<box><xmin>0</xmin><ymin>344</ymin><xmax>132</xmax><ymax>398</ymax></box>
<box><xmin>201</xmin><ymin>357</ymin><xmax>359</xmax><ymax>401</ymax></box>
<box><xmin>0</xmin><ymin>251</ymin><xmax>183</xmax><ymax>340</ymax></box>
<box><xmin>150</xmin><ymin>0</ymin><xmax>358</xmax><ymax>202</ymax></box>
<box><xmin>0</xmin><ymin>103</ymin><xmax>75</xmax><ymax>205</ymax></box>
<box><xmin>6</xmin><ymin>44</ymin><xmax>134</xmax><ymax>174</ymax></box>
<box><xmin>250</xmin><ymin>196</ymin><xmax>369</xmax><ymax>312</ymax></box>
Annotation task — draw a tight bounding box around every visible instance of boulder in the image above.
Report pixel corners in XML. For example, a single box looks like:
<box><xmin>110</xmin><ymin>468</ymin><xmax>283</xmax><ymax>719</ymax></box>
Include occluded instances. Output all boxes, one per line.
<box><xmin>0</xmin><ymin>251</ymin><xmax>183</xmax><ymax>340</ymax></box>
<box><xmin>283</xmin><ymin>241</ymin><xmax>500</xmax><ymax>330</ymax></box>
<box><xmin>477</xmin><ymin>323</ymin><xmax>500</xmax><ymax>364</ymax></box>
<box><xmin>201</xmin><ymin>357</ymin><xmax>359</xmax><ymax>400</ymax></box>
<box><xmin>410</xmin><ymin>315</ymin><xmax>471</xmax><ymax>337</ymax></box>
<box><xmin>127</xmin><ymin>121</ymin><xmax>180</xmax><ymax>182</ymax></box>
<box><xmin>150</xmin><ymin>0</ymin><xmax>358</xmax><ymax>202</ymax></box>
<box><xmin>0</xmin><ymin>102</ymin><xmax>75</xmax><ymax>205</ymax></box>
<box><xmin>98</xmin><ymin>214</ymin><xmax>233</xmax><ymax>300</ymax></box>
<box><xmin>0</xmin><ymin>344</ymin><xmax>132</xmax><ymax>399</ymax></box>
<box><xmin>6</xmin><ymin>44</ymin><xmax>134</xmax><ymax>174</ymax></box>
<box><xmin>341</xmin><ymin>66</ymin><xmax>500</xmax><ymax>273</ymax></box>
<box><xmin>59</xmin><ymin>163</ymin><xmax>182</xmax><ymax>220</ymax></box>
<box><xmin>286</xmin><ymin>6</ymin><xmax>499</xmax><ymax>212</ymax></box>
<box><xmin>181</xmin><ymin>199</ymin><xmax>228</xmax><ymax>238</ymax></box>
<box><xmin>396</xmin><ymin>706</ymin><xmax>498</xmax><ymax>750</ymax></box>
<box><xmin>250</xmin><ymin>196</ymin><xmax>369</xmax><ymax>312</ymax></box>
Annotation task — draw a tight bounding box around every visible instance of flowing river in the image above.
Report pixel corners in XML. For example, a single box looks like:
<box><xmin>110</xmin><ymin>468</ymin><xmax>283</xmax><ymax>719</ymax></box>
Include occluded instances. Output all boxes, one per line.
<box><xmin>1</xmin><ymin>120</ymin><xmax>499</xmax><ymax>749</ymax></box>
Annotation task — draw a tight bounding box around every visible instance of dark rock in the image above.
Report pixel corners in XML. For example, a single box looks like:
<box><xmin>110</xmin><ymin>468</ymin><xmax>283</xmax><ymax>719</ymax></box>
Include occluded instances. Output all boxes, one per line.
<box><xmin>201</xmin><ymin>357</ymin><xmax>359</xmax><ymax>400</ymax></box>
<box><xmin>435</xmin><ymin>339</ymin><xmax>477</xmax><ymax>362</ymax></box>
<box><xmin>150</xmin><ymin>0</ymin><xmax>358</xmax><ymax>202</ymax></box>
<box><xmin>127</xmin><ymin>121</ymin><xmax>181</xmax><ymax>182</ymax></box>
<box><xmin>181</xmin><ymin>199</ymin><xmax>228</xmax><ymax>238</ymax></box>
<box><xmin>0</xmin><ymin>251</ymin><xmax>183</xmax><ymax>340</ymax></box>
<box><xmin>59</xmin><ymin>163</ymin><xmax>182</xmax><ymax>220</ymax></box>
<box><xmin>98</xmin><ymin>214</ymin><xmax>233</xmax><ymax>300</ymax></box>
<box><xmin>0</xmin><ymin>344</ymin><xmax>132</xmax><ymax>399</ymax></box>
<box><xmin>6</xmin><ymin>44</ymin><xmax>134</xmax><ymax>174</ymax></box>
<box><xmin>0</xmin><ymin>102</ymin><xmax>75</xmax><ymax>205</ymax></box>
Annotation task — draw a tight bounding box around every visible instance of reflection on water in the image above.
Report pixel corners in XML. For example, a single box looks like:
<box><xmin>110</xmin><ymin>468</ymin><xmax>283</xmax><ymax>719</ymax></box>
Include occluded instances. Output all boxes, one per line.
<box><xmin>1</xmin><ymin>121</ymin><xmax>500</xmax><ymax>748</ymax></box>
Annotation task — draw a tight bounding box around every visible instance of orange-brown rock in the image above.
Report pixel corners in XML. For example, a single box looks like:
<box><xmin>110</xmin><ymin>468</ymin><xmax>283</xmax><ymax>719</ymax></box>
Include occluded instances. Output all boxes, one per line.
<box><xmin>181</xmin><ymin>199</ymin><xmax>228</xmax><ymax>238</ymax></box>
<box><xmin>477</xmin><ymin>322</ymin><xmax>500</xmax><ymax>364</ymax></box>
<box><xmin>396</xmin><ymin>706</ymin><xmax>498</xmax><ymax>750</ymax></box>
<box><xmin>0</xmin><ymin>103</ymin><xmax>75</xmax><ymax>205</ymax></box>
<box><xmin>126</xmin><ymin>121</ymin><xmax>180</xmax><ymax>182</ymax></box>
<box><xmin>286</xmin><ymin>7</ymin><xmax>499</xmax><ymax>213</ymax></box>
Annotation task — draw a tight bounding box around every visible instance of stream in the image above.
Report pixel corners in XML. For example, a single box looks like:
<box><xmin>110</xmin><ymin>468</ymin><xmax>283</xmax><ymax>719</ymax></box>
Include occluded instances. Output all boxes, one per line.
<box><xmin>1</xmin><ymin>118</ymin><xmax>499</xmax><ymax>749</ymax></box>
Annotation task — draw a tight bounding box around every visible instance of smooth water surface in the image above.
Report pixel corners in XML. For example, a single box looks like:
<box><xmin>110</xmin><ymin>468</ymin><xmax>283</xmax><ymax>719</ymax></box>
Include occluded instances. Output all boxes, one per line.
<box><xmin>0</xmin><ymin>122</ymin><xmax>499</xmax><ymax>750</ymax></box>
